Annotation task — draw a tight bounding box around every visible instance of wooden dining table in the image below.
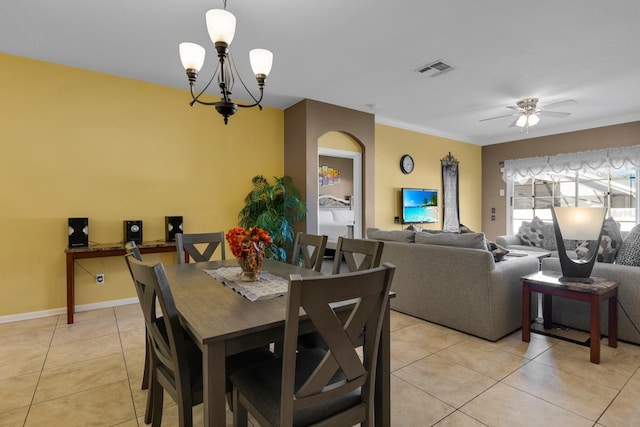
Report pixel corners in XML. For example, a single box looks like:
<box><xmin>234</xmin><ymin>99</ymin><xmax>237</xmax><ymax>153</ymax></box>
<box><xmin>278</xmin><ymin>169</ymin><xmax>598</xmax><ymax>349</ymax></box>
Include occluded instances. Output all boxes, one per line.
<box><xmin>163</xmin><ymin>258</ymin><xmax>391</xmax><ymax>427</ymax></box>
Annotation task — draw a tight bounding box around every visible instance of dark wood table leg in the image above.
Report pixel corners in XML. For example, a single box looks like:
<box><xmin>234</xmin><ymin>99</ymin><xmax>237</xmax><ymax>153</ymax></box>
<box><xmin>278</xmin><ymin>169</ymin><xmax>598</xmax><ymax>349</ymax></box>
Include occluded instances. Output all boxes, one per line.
<box><xmin>609</xmin><ymin>290</ymin><xmax>618</xmax><ymax>348</ymax></box>
<box><xmin>543</xmin><ymin>294</ymin><xmax>553</xmax><ymax>330</ymax></box>
<box><xmin>590</xmin><ymin>294</ymin><xmax>601</xmax><ymax>364</ymax></box>
<box><xmin>66</xmin><ymin>253</ymin><xmax>75</xmax><ymax>324</ymax></box>
<box><xmin>522</xmin><ymin>282</ymin><xmax>531</xmax><ymax>342</ymax></box>
<box><xmin>203</xmin><ymin>341</ymin><xmax>226</xmax><ymax>427</ymax></box>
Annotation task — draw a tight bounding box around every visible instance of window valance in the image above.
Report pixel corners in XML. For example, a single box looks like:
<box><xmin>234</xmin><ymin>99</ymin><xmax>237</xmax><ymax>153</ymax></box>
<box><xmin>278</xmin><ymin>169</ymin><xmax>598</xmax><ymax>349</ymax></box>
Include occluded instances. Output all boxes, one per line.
<box><xmin>502</xmin><ymin>145</ymin><xmax>640</xmax><ymax>183</ymax></box>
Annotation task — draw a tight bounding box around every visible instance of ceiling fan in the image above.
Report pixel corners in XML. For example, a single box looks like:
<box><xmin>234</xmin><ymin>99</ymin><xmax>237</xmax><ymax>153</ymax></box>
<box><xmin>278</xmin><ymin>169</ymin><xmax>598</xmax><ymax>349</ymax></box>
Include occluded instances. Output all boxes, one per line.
<box><xmin>480</xmin><ymin>98</ymin><xmax>577</xmax><ymax>132</ymax></box>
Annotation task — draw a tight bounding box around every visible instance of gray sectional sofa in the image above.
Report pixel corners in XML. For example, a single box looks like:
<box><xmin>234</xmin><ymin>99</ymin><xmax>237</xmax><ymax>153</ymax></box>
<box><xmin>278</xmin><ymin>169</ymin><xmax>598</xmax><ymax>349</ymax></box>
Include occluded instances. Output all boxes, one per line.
<box><xmin>367</xmin><ymin>228</ymin><xmax>540</xmax><ymax>341</ymax></box>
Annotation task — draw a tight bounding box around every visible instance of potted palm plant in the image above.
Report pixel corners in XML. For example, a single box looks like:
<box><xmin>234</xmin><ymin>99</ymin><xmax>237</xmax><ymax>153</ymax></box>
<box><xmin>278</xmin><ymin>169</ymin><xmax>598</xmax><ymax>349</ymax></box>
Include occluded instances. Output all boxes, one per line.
<box><xmin>238</xmin><ymin>175</ymin><xmax>306</xmax><ymax>261</ymax></box>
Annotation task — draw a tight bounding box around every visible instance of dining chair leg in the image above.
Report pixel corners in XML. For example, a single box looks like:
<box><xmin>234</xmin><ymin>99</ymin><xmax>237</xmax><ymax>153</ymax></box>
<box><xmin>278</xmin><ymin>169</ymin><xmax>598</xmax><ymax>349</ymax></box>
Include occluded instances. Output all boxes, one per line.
<box><xmin>151</xmin><ymin>376</ymin><xmax>163</xmax><ymax>427</ymax></box>
<box><xmin>141</xmin><ymin>337</ymin><xmax>150</xmax><ymax>390</ymax></box>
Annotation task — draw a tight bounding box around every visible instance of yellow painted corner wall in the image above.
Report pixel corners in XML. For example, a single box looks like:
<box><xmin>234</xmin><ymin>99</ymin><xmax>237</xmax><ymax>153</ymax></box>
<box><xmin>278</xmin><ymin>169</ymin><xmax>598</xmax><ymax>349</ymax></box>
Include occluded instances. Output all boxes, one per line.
<box><xmin>374</xmin><ymin>124</ymin><xmax>482</xmax><ymax>232</ymax></box>
<box><xmin>0</xmin><ymin>53</ymin><xmax>283</xmax><ymax>317</ymax></box>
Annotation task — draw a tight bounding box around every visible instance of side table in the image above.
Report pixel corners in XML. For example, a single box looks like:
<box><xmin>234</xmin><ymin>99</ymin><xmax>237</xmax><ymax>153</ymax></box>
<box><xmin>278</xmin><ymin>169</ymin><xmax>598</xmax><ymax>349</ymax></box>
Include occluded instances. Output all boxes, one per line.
<box><xmin>521</xmin><ymin>271</ymin><xmax>618</xmax><ymax>364</ymax></box>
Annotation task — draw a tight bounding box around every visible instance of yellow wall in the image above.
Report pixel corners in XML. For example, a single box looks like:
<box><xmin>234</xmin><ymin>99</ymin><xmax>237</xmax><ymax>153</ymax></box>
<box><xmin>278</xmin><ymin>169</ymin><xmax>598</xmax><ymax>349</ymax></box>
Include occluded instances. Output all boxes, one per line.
<box><xmin>374</xmin><ymin>124</ymin><xmax>482</xmax><ymax>232</ymax></box>
<box><xmin>0</xmin><ymin>53</ymin><xmax>283</xmax><ymax>316</ymax></box>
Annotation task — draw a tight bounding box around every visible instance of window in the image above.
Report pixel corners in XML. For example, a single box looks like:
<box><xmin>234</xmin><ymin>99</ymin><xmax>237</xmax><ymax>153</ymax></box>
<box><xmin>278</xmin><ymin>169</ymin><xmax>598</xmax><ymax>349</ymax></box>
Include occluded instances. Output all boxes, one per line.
<box><xmin>508</xmin><ymin>166</ymin><xmax>638</xmax><ymax>233</ymax></box>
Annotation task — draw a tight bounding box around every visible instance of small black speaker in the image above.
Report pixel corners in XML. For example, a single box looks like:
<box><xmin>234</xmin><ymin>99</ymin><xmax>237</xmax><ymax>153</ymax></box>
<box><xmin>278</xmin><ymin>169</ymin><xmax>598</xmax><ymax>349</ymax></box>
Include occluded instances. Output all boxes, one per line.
<box><xmin>68</xmin><ymin>217</ymin><xmax>89</xmax><ymax>247</ymax></box>
<box><xmin>124</xmin><ymin>220</ymin><xmax>143</xmax><ymax>244</ymax></box>
<box><xmin>165</xmin><ymin>216</ymin><xmax>183</xmax><ymax>242</ymax></box>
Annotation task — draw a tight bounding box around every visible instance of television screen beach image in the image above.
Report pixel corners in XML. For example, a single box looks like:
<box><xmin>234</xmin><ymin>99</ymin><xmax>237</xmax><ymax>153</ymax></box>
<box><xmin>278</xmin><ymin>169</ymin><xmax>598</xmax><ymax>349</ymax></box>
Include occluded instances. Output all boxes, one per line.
<box><xmin>402</xmin><ymin>188</ymin><xmax>439</xmax><ymax>223</ymax></box>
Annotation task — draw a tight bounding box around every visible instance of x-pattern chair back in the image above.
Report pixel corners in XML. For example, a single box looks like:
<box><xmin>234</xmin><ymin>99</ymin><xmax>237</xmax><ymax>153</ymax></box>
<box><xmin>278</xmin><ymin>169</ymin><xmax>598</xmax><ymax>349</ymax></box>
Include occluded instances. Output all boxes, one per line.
<box><xmin>291</xmin><ymin>232</ymin><xmax>328</xmax><ymax>272</ymax></box>
<box><xmin>125</xmin><ymin>255</ymin><xmax>198</xmax><ymax>425</ymax></box>
<box><xmin>279</xmin><ymin>264</ymin><xmax>395</xmax><ymax>425</ymax></box>
<box><xmin>332</xmin><ymin>237</ymin><xmax>384</xmax><ymax>274</ymax></box>
<box><xmin>176</xmin><ymin>232</ymin><xmax>226</xmax><ymax>263</ymax></box>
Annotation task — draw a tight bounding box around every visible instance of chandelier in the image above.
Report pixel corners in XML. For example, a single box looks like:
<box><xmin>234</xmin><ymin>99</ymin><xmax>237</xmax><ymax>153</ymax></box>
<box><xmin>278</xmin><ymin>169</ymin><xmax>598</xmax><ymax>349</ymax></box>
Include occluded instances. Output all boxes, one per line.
<box><xmin>178</xmin><ymin>0</ymin><xmax>273</xmax><ymax>124</ymax></box>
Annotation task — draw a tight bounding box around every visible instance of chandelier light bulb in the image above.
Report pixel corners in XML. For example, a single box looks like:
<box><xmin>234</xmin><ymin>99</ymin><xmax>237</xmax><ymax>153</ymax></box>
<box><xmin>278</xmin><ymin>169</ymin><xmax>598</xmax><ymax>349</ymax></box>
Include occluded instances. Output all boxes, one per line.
<box><xmin>249</xmin><ymin>49</ymin><xmax>274</xmax><ymax>77</ymax></box>
<box><xmin>528</xmin><ymin>113</ymin><xmax>540</xmax><ymax>126</ymax></box>
<box><xmin>516</xmin><ymin>114</ymin><xmax>528</xmax><ymax>127</ymax></box>
<box><xmin>206</xmin><ymin>9</ymin><xmax>236</xmax><ymax>45</ymax></box>
<box><xmin>179</xmin><ymin>42</ymin><xmax>206</xmax><ymax>71</ymax></box>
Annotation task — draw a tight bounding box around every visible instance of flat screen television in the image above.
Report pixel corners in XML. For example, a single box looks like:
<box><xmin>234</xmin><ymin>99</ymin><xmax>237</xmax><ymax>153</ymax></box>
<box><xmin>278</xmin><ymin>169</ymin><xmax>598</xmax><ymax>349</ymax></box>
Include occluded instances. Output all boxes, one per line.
<box><xmin>401</xmin><ymin>188</ymin><xmax>439</xmax><ymax>224</ymax></box>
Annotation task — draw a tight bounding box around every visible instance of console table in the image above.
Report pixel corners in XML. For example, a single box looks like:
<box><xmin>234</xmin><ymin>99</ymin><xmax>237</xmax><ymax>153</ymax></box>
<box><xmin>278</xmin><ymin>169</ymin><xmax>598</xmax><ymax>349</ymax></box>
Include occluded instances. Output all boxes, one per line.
<box><xmin>65</xmin><ymin>241</ymin><xmax>187</xmax><ymax>324</ymax></box>
<box><xmin>521</xmin><ymin>271</ymin><xmax>618</xmax><ymax>364</ymax></box>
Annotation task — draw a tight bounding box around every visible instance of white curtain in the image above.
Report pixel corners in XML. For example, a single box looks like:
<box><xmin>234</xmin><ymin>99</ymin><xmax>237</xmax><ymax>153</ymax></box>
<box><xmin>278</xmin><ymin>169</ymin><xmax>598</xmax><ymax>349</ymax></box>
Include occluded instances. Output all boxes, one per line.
<box><xmin>502</xmin><ymin>145</ymin><xmax>640</xmax><ymax>183</ymax></box>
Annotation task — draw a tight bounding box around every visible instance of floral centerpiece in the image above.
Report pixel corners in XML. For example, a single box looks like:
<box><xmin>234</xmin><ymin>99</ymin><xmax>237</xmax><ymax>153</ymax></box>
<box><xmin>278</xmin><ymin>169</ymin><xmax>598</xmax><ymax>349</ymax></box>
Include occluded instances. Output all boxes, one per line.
<box><xmin>225</xmin><ymin>226</ymin><xmax>272</xmax><ymax>281</ymax></box>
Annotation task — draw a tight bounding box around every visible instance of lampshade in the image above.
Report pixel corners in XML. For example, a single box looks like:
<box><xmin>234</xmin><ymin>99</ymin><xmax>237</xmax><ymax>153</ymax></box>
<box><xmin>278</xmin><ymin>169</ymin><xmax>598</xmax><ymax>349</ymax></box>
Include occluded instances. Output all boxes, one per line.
<box><xmin>249</xmin><ymin>49</ymin><xmax>274</xmax><ymax>76</ymax></box>
<box><xmin>528</xmin><ymin>113</ymin><xmax>540</xmax><ymax>126</ymax></box>
<box><xmin>179</xmin><ymin>42</ymin><xmax>206</xmax><ymax>71</ymax></box>
<box><xmin>206</xmin><ymin>9</ymin><xmax>236</xmax><ymax>45</ymax></box>
<box><xmin>553</xmin><ymin>207</ymin><xmax>607</xmax><ymax>240</ymax></box>
<box><xmin>551</xmin><ymin>206</ymin><xmax>607</xmax><ymax>281</ymax></box>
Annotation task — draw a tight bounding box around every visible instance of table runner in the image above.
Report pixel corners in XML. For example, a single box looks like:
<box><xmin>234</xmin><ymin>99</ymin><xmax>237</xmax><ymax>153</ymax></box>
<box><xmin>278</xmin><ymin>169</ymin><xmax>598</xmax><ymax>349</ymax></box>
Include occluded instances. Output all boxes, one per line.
<box><xmin>204</xmin><ymin>267</ymin><xmax>289</xmax><ymax>301</ymax></box>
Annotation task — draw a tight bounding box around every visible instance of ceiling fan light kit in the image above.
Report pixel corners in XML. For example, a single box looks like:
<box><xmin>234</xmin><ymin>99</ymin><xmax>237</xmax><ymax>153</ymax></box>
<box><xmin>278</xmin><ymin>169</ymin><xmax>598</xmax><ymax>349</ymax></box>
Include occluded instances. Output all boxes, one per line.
<box><xmin>480</xmin><ymin>97</ymin><xmax>576</xmax><ymax>133</ymax></box>
<box><xmin>178</xmin><ymin>0</ymin><xmax>273</xmax><ymax>125</ymax></box>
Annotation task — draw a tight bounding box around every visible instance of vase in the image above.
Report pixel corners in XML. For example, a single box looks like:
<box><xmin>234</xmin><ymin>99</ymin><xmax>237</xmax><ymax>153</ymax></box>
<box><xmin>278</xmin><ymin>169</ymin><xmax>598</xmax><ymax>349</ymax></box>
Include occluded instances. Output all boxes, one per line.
<box><xmin>237</xmin><ymin>244</ymin><xmax>264</xmax><ymax>281</ymax></box>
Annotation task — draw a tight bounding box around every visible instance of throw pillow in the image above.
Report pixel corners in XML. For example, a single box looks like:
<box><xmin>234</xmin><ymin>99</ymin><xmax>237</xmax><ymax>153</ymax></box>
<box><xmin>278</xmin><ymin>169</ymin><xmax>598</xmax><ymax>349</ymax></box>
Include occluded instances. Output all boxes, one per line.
<box><xmin>486</xmin><ymin>240</ymin><xmax>509</xmax><ymax>262</ymax></box>
<box><xmin>415</xmin><ymin>231</ymin><xmax>487</xmax><ymax>250</ymax></box>
<box><xmin>575</xmin><ymin>217</ymin><xmax>623</xmax><ymax>263</ymax></box>
<box><xmin>459</xmin><ymin>223</ymin><xmax>474</xmax><ymax>233</ymax></box>
<box><xmin>516</xmin><ymin>217</ymin><xmax>547</xmax><ymax>248</ymax></box>
<box><xmin>366</xmin><ymin>227</ymin><xmax>416</xmax><ymax>243</ymax></box>
<box><xmin>615</xmin><ymin>224</ymin><xmax>640</xmax><ymax>266</ymax></box>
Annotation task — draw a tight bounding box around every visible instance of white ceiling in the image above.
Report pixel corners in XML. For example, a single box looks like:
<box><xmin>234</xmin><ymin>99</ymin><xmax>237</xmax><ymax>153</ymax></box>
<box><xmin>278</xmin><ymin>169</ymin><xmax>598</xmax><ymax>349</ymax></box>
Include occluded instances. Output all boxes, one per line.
<box><xmin>2</xmin><ymin>0</ymin><xmax>640</xmax><ymax>145</ymax></box>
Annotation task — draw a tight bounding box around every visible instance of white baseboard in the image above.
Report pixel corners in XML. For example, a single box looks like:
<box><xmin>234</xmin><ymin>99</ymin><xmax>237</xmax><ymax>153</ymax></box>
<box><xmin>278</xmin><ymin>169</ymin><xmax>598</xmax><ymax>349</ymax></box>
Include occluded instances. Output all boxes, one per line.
<box><xmin>0</xmin><ymin>297</ymin><xmax>139</xmax><ymax>324</ymax></box>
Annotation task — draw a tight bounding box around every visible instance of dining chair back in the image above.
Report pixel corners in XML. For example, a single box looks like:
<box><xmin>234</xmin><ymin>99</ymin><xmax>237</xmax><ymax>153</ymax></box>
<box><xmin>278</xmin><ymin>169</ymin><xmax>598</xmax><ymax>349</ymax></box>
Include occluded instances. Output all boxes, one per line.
<box><xmin>332</xmin><ymin>237</ymin><xmax>384</xmax><ymax>274</ymax></box>
<box><xmin>175</xmin><ymin>232</ymin><xmax>226</xmax><ymax>264</ymax></box>
<box><xmin>124</xmin><ymin>241</ymin><xmax>154</xmax><ymax>424</ymax></box>
<box><xmin>230</xmin><ymin>263</ymin><xmax>395</xmax><ymax>427</ymax></box>
<box><xmin>290</xmin><ymin>232</ymin><xmax>328</xmax><ymax>272</ymax></box>
<box><xmin>125</xmin><ymin>255</ymin><xmax>203</xmax><ymax>427</ymax></box>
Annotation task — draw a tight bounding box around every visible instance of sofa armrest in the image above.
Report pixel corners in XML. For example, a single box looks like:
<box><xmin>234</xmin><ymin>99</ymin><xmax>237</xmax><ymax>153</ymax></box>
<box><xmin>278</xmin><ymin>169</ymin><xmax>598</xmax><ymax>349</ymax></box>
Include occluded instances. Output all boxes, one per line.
<box><xmin>496</xmin><ymin>235</ymin><xmax>522</xmax><ymax>247</ymax></box>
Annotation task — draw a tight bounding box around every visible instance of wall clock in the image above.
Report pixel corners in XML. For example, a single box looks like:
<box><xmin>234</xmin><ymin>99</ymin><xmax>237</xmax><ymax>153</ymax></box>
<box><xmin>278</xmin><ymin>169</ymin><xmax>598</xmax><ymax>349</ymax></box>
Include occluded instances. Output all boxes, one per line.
<box><xmin>400</xmin><ymin>154</ymin><xmax>414</xmax><ymax>174</ymax></box>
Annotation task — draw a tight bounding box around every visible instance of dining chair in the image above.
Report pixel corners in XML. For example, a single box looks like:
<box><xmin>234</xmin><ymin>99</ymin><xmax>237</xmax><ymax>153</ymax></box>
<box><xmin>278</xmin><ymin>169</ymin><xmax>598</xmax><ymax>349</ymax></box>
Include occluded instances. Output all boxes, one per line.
<box><xmin>125</xmin><ymin>256</ymin><xmax>277</xmax><ymax>427</ymax></box>
<box><xmin>124</xmin><ymin>242</ymin><xmax>155</xmax><ymax>425</ymax></box>
<box><xmin>290</xmin><ymin>232</ymin><xmax>328</xmax><ymax>272</ymax></box>
<box><xmin>230</xmin><ymin>263</ymin><xmax>396</xmax><ymax>427</ymax></box>
<box><xmin>298</xmin><ymin>237</ymin><xmax>385</xmax><ymax>351</ymax></box>
<box><xmin>175</xmin><ymin>232</ymin><xmax>226</xmax><ymax>264</ymax></box>
<box><xmin>332</xmin><ymin>236</ymin><xmax>384</xmax><ymax>274</ymax></box>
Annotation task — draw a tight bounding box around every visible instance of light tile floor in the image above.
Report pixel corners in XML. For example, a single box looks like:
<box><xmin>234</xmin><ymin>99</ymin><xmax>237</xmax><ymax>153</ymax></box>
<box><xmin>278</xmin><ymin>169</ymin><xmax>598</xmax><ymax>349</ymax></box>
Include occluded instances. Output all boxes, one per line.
<box><xmin>1</xmin><ymin>305</ymin><xmax>640</xmax><ymax>426</ymax></box>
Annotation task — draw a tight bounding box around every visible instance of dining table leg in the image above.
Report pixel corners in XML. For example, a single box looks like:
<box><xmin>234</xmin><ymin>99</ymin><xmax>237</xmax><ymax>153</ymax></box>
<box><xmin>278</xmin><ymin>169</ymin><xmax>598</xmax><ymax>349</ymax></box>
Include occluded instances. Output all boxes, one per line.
<box><xmin>202</xmin><ymin>341</ymin><xmax>226</xmax><ymax>427</ymax></box>
<box><xmin>375</xmin><ymin>300</ymin><xmax>391</xmax><ymax>427</ymax></box>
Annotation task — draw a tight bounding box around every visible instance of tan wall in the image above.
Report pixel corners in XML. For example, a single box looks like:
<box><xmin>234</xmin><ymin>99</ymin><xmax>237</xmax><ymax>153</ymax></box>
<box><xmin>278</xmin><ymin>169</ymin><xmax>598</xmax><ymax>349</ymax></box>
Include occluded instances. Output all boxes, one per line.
<box><xmin>0</xmin><ymin>53</ymin><xmax>284</xmax><ymax>317</ymax></box>
<box><xmin>374</xmin><ymin>124</ymin><xmax>483</xmax><ymax>232</ymax></box>
<box><xmin>482</xmin><ymin>121</ymin><xmax>640</xmax><ymax>240</ymax></box>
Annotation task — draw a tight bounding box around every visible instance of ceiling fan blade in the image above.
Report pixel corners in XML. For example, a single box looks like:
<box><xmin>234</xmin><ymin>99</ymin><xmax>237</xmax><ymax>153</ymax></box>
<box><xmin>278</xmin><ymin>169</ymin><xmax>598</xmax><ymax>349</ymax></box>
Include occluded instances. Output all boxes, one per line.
<box><xmin>538</xmin><ymin>111</ymin><xmax>571</xmax><ymax>118</ymax></box>
<box><xmin>479</xmin><ymin>112</ymin><xmax>518</xmax><ymax>122</ymax></box>
<box><xmin>539</xmin><ymin>99</ymin><xmax>577</xmax><ymax>110</ymax></box>
<box><xmin>508</xmin><ymin>117</ymin><xmax>521</xmax><ymax>128</ymax></box>
<box><xmin>506</xmin><ymin>105</ymin><xmax>522</xmax><ymax>111</ymax></box>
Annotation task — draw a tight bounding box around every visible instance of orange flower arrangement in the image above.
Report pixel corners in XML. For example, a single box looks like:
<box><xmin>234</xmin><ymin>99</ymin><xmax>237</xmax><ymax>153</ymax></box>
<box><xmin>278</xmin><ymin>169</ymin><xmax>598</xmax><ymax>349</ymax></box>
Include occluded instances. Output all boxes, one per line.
<box><xmin>225</xmin><ymin>227</ymin><xmax>272</xmax><ymax>279</ymax></box>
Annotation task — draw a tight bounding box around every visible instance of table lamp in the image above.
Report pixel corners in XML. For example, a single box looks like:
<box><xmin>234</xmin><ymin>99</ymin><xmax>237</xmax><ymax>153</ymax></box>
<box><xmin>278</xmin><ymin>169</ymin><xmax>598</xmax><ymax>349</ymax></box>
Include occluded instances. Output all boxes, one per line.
<box><xmin>551</xmin><ymin>206</ymin><xmax>607</xmax><ymax>283</ymax></box>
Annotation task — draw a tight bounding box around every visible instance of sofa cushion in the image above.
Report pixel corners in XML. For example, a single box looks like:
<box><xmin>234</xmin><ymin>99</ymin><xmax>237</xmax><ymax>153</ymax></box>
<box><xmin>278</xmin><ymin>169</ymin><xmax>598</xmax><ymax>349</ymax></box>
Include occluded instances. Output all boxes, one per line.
<box><xmin>615</xmin><ymin>224</ymin><xmax>640</xmax><ymax>266</ymax></box>
<box><xmin>575</xmin><ymin>217</ymin><xmax>623</xmax><ymax>263</ymax></box>
<box><xmin>415</xmin><ymin>231</ymin><xmax>486</xmax><ymax>250</ymax></box>
<box><xmin>366</xmin><ymin>228</ymin><xmax>415</xmax><ymax>243</ymax></box>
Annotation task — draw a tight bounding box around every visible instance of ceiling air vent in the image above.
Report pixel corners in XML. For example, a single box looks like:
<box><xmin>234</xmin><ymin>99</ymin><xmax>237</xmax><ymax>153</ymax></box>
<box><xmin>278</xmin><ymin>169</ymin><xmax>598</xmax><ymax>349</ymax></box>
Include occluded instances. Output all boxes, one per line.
<box><xmin>415</xmin><ymin>60</ymin><xmax>454</xmax><ymax>77</ymax></box>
